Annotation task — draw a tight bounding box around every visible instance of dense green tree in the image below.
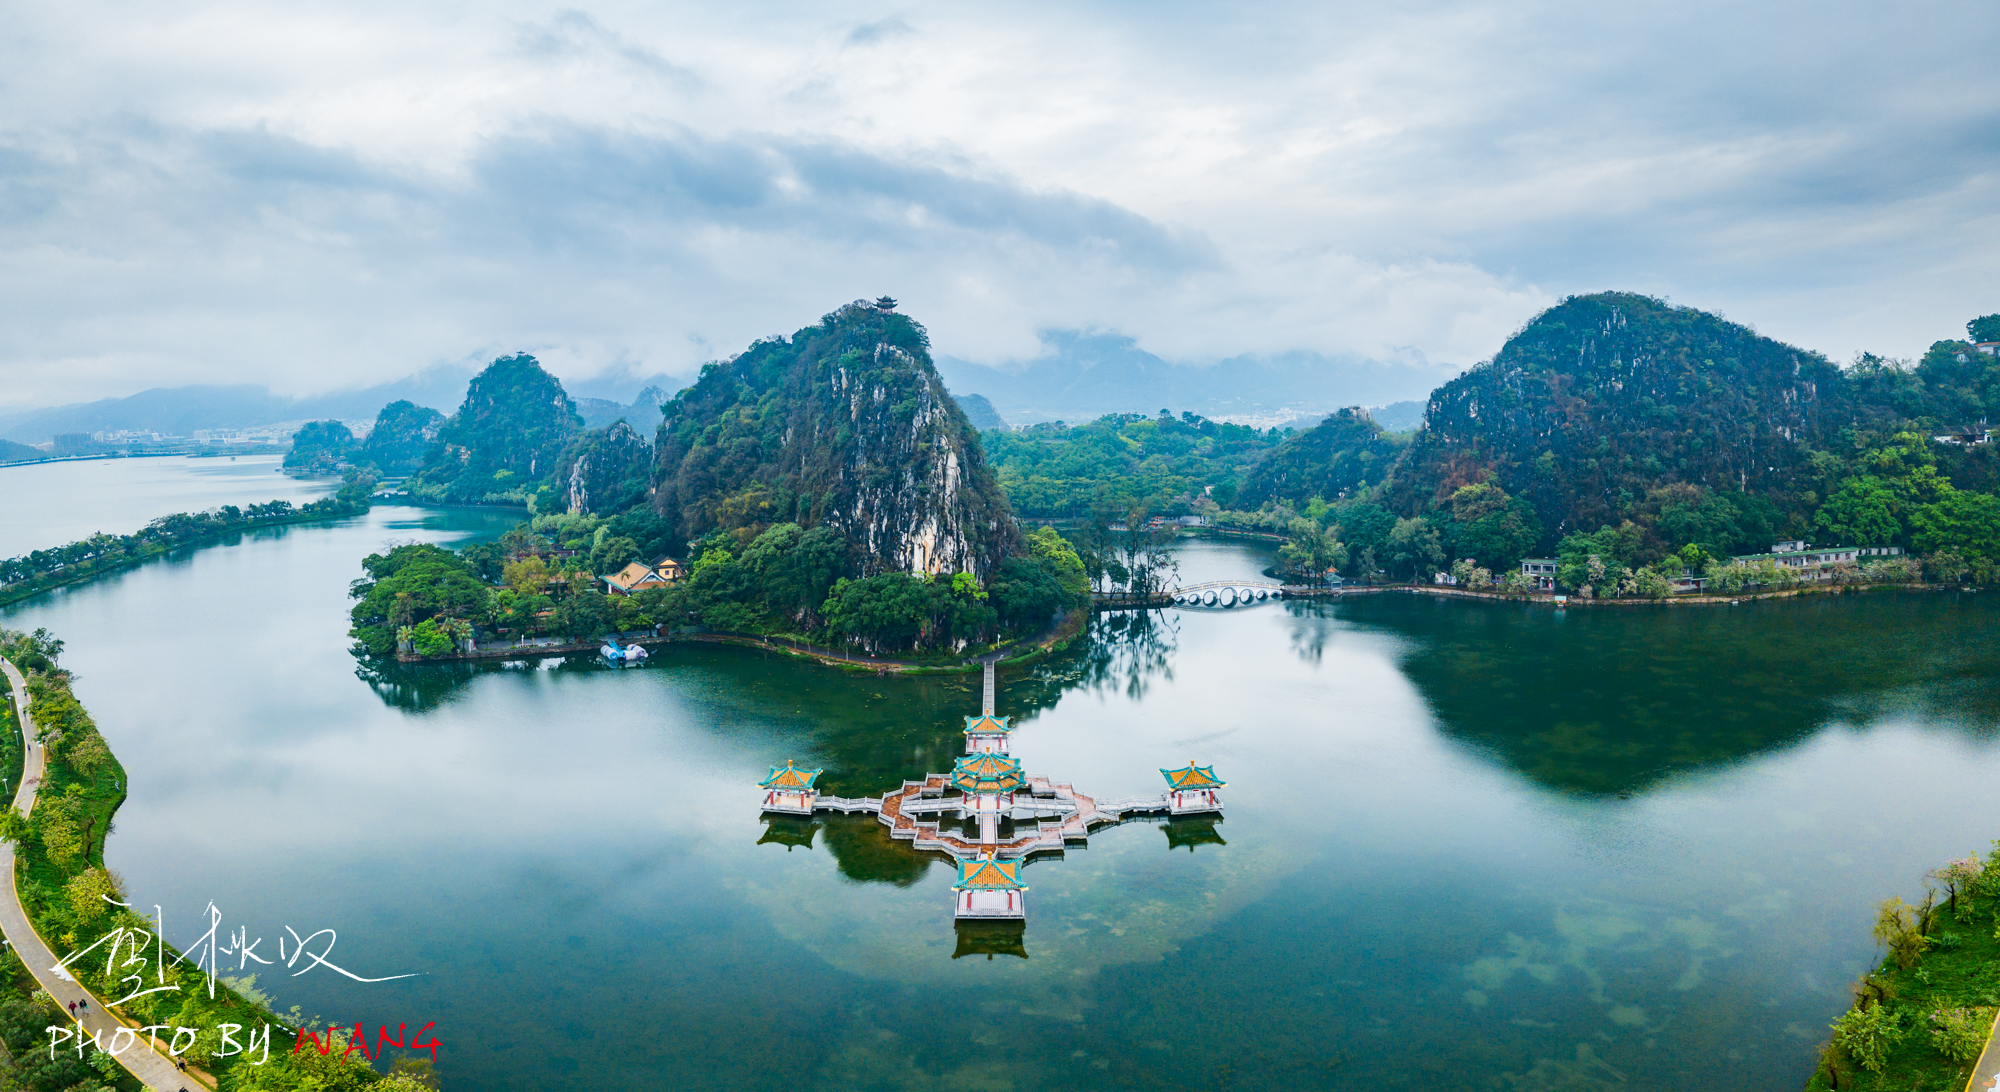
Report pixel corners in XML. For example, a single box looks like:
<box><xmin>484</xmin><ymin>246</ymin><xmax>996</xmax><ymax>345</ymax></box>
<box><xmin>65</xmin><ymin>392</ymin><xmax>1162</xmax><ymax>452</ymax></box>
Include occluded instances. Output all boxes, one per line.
<box><xmin>1438</xmin><ymin>482</ymin><xmax>1543</xmax><ymax>570</ymax></box>
<box><xmin>1653</xmin><ymin>487</ymin><xmax>1779</xmax><ymax>558</ymax></box>
<box><xmin>1555</xmin><ymin>522</ymin><xmax>1644</xmax><ymax>595</ymax></box>
<box><xmin>588</xmin><ymin>535</ymin><xmax>643</xmax><ymax>574</ymax></box>
<box><xmin>1241</xmin><ymin>407</ymin><xmax>1401</xmax><ymax>509</ymax></box>
<box><xmin>1910</xmin><ymin>488</ymin><xmax>2000</xmax><ymax>563</ymax></box>
<box><xmin>1279</xmin><ymin>518</ymin><xmax>1346</xmax><ymax>580</ymax></box>
<box><xmin>983</xmin><ymin>412</ymin><xmax>1284</xmax><ymax>518</ymax></box>
<box><xmin>1969</xmin><ymin>314</ymin><xmax>2000</xmax><ymax>343</ymax></box>
<box><xmin>1915</xmin><ymin>338</ymin><xmax>2000</xmax><ymax>426</ymax></box>
<box><xmin>820</xmin><ymin>572</ymin><xmax>991</xmax><ymax>653</ymax></box>
<box><xmin>1813</xmin><ymin>475</ymin><xmax>1901</xmax><ymax>545</ymax></box>
<box><xmin>551</xmin><ymin>591</ymin><xmax>617</xmax><ymax>642</ymax></box>
<box><xmin>1392</xmin><ymin>292</ymin><xmax>1862</xmax><ymax>542</ymax></box>
<box><xmin>348</xmin><ymin>544</ymin><xmax>494</xmax><ymax>657</ymax></box>
<box><xmin>1384</xmin><ymin>517</ymin><xmax>1445</xmax><ymax>580</ymax></box>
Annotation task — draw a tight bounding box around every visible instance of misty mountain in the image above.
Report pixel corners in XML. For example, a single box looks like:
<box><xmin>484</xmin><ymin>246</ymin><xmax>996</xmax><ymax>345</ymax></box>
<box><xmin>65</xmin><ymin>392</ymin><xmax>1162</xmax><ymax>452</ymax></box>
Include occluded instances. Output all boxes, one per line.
<box><xmin>934</xmin><ymin>331</ymin><xmax>1452</xmax><ymax>426</ymax></box>
<box><xmin>0</xmin><ymin>364</ymin><xmax>687</xmax><ymax>445</ymax></box>
<box><xmin>951</xmin><ymin>393</ymin><xmax>1007</xmax><ymax>431</ymax></box>
<box><xmin>577</xmin><ymin>386</ymin><xmax>671</xmax><ymax>430</ymax></box>
<box><xmin>1369</xmin><ymin>400</ymin><xmax>1425</xmax><ymax>432</ymax></box>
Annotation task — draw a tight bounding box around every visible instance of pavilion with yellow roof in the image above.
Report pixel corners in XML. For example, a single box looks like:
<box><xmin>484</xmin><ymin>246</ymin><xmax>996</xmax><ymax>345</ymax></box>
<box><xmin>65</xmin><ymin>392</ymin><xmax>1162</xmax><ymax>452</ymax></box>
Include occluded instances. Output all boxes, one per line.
<box><xmin>950</xmin><ymin>752</ymin><xmax>1027</xmax><ymax>795</ymax></box>
<box><xmin>758</xmin><ymin>759</ymin><xmax>823</xmax><ymax>815</ymax></box>
<box><xmin>952</xmin><ymin>855</ymin><xmax>1028</xmax><ymax>919</ymax></box>
<box><xmin>963</xmin><ymin>712</ymin><xmax>1011</xmax><ymax>755</ymax></box>
<box><xmin>1160</xmin><ymin>761</ymin><xmax>1226</xmax><ymax>815</ymax></box>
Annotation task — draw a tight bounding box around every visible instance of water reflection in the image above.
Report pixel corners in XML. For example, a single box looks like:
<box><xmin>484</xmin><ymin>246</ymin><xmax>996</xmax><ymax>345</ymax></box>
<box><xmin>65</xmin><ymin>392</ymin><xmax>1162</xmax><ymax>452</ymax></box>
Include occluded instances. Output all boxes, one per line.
<box><xmin>1326</xmin><ymin>590</ymin><xmax>2000</xmax><ymax>795</ymax></box>
<box><xmin>952</xmin><ymin>921</ymin><xmax>1028</xmax><ymax>961</ymax></box>
<box><xmin>1163</xmin><ymin>815</ymin><xmax>1227</xmax><ymax>851</ymax></box>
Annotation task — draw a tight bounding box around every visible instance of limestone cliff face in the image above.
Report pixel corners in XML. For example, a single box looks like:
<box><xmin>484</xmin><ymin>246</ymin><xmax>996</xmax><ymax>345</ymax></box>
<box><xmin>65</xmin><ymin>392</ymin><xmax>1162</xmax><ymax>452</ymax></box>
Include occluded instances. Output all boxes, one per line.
<box><xmin>652</xmin><ymin>301</ymin><xmax>1020</xmax><ymax>577</ymax></box>
<box><xmin>553</xmin><ymin>420</ymin><xmax>653</xmax><ymax>515</ymax></box>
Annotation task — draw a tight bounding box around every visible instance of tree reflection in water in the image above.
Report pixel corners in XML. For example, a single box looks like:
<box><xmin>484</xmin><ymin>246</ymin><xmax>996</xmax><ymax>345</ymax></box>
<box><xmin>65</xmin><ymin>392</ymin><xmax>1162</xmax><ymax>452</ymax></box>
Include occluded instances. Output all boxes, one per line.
<box><xmin>1314</xmin><ymin>590</ymin><xmax>2000</xmax><ymax>796</ymax></box>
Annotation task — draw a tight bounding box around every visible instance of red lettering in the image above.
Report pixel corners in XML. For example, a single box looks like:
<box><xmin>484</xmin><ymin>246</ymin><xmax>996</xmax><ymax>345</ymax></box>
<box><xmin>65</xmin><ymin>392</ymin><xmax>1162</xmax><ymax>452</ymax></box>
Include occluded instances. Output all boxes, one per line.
<box><xmin>342</xmin><ymin>1023</ymin><xmax>374</xmax><ymax>1062</ymax></box>
<box><xmin>293</xmin><ymin>1027</ymin><xmax>333</xmax><ymax>1056</ymax></box>
<box><xmin>376</xmin><ymin>1023</ymin><xmax>405</xmax><ymax>1053</ymax></box>
<box><xmin>407</xmin><ymin>1021</ymin><xmax>441</xmax><ymax>1063</ymax></box>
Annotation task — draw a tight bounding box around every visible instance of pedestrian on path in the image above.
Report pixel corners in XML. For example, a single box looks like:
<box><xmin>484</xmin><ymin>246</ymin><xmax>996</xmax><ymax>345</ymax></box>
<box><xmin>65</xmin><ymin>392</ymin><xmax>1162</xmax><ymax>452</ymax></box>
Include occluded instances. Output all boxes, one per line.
<box><xmin>76</xmin><ymin>999</ymin><xmax>86</xmax><ymax>1016</ymax></box>
<box><xmin>65</xmin><ymin>1000</ymin><xmax>74</xmax><ymax>1017</ymax></box>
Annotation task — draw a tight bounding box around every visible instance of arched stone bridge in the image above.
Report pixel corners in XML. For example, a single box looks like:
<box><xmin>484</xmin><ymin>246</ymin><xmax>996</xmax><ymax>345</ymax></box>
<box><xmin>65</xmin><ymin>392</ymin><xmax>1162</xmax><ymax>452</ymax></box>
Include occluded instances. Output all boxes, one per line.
<box><xmin>1170</xmin><ymin>580</ymin><xmax>1288</xmax><ymax>607</ymax></box>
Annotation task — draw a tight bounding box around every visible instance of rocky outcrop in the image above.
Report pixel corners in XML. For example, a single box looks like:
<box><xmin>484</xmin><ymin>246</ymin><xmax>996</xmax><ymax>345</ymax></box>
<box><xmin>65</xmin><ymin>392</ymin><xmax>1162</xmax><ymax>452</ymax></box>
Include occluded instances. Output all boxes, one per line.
<box><xmin>554</xmin><ymin>420</ymin><xmax>653</xmax><ymax>515</ymax></box>
<box><xmin>652</xmin><ymin>300</ymin><xmax>1020</xmax><ymax>577</ymax></box>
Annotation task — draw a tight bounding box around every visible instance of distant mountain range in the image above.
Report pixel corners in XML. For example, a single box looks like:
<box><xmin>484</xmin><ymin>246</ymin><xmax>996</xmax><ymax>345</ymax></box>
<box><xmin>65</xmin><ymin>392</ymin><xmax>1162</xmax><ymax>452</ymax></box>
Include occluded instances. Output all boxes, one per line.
<box><xmin>934</xmin><ymin>331</ymin><xmax>1454</xmax><ymax>427</ymax></box>
<box><xmin>0</xmin><ymin>365</ymin><xmax>684</xmax><ymax>445</ymax></box>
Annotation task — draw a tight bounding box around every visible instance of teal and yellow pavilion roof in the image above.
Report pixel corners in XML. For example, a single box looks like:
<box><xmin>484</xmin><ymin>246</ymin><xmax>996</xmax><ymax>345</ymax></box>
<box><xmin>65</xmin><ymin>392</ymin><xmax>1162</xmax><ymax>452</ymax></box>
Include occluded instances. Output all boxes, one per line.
<box><xmin>950</xmin><ymin>752</ymin><xmax>1026</xmax><ymax>794</ymax></box>
<box><xmin>953</xmin><ymin>857</ymin><xmax>1027</xmax><ymax>890</ymax></box>
<box><xmin>1160</xmin><ymin>762</ymin><xmax>1225</xmax><ymax>791</ymax></box>
<box><xmin>759</xmin><ymin>759</ymin><xmax>823</xmax><ymax>791</ymax></box>
<box><xmin>964</xmin><ymin>713</ymin><xmax>1011</xmax><ymax>735</ymax></box>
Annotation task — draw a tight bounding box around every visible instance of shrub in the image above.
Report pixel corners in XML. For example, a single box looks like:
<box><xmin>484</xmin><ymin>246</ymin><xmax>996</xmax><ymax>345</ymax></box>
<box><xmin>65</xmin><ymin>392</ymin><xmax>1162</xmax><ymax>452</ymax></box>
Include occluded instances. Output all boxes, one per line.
<box><xmin>1830</xmin><ymin>1004</ymin><xmax>1902</xmax><ymax>1074</ymax></box>
<box><xmin>1928</xmin><ymin>1006</ymin><xmax>1994</xmax><ymax>1063</ymax></box>
<box><xmin>1874</xmin><ymin>896</ymin><xmax>1931</xmax><ymax>969</ymax></box>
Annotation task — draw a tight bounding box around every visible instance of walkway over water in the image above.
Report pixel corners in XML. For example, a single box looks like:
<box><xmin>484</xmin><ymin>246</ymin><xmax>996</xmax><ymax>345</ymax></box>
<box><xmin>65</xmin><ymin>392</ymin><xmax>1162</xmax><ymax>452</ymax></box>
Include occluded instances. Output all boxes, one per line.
<box><xmin>758</xmin><ymin>657</ymin><xmax>1222</xmax><ymax>922</ymax></box>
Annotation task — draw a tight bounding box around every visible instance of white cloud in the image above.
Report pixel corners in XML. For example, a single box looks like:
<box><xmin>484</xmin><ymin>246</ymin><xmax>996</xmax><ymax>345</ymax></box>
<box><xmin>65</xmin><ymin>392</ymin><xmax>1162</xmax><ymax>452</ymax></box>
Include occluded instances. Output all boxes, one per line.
<box><xmin>0</xmin><ymin>0</ymin><xmax>1992</xmax><ymax>407</ymax></box>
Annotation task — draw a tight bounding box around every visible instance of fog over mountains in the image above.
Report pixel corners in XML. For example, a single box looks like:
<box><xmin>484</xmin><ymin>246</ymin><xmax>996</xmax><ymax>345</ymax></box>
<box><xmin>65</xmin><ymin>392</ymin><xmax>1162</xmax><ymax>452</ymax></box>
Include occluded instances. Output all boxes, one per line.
<box><xmin>0</xmin><ymin>330</ymin><xmax>1452</xmax><ymax>444</ymax></box>
<box><xmin>938</xmin><ymin>331</ymin><xmax>1454</xmax><ymax>427</ymax></box>
<box><xmin>0</xmin><ymin>364</ymin><xmax>683</xmax><ymax>444</ymax></box>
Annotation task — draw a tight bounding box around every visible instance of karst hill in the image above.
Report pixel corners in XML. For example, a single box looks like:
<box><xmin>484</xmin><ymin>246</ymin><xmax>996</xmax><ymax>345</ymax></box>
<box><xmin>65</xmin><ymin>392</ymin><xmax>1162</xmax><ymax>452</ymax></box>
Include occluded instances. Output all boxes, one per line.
<box><xmin>650</xmin><ymin>299</ymin><xmax>1020</xmax><ymax>578</ymax></box>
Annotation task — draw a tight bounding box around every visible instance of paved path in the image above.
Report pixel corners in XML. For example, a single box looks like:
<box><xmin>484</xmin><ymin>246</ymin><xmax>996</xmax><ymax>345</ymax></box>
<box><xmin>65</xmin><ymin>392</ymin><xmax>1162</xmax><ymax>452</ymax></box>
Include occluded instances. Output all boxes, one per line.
<box><xmin>0</xmin><ymin>658</ymin><xmax>196</xmax><ymax>1091</ymax></box>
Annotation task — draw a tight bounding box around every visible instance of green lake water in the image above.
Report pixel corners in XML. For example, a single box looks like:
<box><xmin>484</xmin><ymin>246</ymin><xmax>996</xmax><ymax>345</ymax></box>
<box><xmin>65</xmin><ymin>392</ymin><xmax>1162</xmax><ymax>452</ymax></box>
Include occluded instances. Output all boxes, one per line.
<box><xmin>2</xmin><ymin>462</ymin><xmax>1999</xmax><ymax>1091</ymax></box>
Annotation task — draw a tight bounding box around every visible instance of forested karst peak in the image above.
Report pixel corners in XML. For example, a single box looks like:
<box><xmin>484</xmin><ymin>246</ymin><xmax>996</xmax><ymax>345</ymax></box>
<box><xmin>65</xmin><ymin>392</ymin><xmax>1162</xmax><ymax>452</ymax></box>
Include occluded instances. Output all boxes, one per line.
<box><xmin>1393</xmin><ymin>292</ymin><xmax>1849</xmax><ymax>538</ymax></box>
<box><xmin>408</xmin><ymin>353</ymin><xmax>584</xmax><ymax>505</ymax></box>
<box><xmin>650</xmin><ymin>299</ymin><xmax>1019</xmax><ymax>578</ymax></box>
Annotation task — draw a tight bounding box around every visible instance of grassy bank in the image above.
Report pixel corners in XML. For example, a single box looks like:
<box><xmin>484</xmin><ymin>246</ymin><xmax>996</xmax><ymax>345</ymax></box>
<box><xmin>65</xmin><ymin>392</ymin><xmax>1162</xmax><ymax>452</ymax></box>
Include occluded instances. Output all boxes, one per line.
<box><xmin>1805</xmin><ymin>844</ymin><xmax>2000</xmax><ymax>1090</ymax></box>
<box><xmin>0</xmin><ymin>631</ymin><xmax>434</xmax><ymax>1091</ymax></box>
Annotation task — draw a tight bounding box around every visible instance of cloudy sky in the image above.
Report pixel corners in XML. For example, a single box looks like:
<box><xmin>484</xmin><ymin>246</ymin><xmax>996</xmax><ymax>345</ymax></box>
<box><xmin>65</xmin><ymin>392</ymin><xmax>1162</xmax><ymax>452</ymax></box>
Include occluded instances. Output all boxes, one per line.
<box><xmin>1</xmin><ymin>0</ymin><xmax>1994</xmax><ymax>407</ymax></box>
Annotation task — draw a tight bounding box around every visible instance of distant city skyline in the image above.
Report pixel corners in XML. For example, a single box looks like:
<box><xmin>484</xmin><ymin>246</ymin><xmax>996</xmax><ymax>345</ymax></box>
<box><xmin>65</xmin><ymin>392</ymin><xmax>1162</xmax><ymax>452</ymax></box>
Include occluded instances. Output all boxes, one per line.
<box><xmin>0</xmin><ymin>0</ymin><xmax>1992</xmax><ymax>408</ymax></box>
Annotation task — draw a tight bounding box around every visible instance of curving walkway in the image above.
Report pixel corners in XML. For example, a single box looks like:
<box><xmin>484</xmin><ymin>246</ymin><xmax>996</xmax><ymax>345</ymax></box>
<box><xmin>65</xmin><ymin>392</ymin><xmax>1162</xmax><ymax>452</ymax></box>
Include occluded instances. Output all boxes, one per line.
<box><xmin>0</xmin><ymin>657</ymin><xmax>195</xmax><ymax>1091</ymax></box>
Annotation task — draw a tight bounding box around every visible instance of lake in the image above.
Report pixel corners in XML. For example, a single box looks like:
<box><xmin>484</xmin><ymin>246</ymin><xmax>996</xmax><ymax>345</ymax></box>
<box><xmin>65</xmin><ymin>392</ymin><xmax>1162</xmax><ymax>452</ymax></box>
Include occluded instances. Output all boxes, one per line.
<box><xmin>0</xmin><ymin>454</ymin><xmax>331</xmax><ymax>558</ymax></box>
<box><xmin>2</xmin><ymin>465</ymin><xmax>1997</xmax><ymax>1091</ymax></box>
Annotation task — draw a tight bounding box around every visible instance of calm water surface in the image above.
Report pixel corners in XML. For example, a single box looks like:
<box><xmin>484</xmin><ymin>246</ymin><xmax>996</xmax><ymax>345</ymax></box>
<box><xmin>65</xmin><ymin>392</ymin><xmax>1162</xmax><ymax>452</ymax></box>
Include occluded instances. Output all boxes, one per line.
<box><xmin>1</xmin><ymin>485</ymin><xmax>1997</xmax><ymax>1092</ymax></box>
<box><xmin>0</xmin><ymin>454</ymin><xmax>330</xmax><ymax>557</ymax></box>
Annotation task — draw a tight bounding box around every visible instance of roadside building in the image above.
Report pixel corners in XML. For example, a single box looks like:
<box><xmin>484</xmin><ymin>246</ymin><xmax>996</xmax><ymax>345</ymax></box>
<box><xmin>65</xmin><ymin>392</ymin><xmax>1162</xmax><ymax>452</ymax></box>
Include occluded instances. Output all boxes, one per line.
<box><xmin>1730</xmin><ymin>541</ymin><xmax>1903</xmax><ymax>581</ymax></box>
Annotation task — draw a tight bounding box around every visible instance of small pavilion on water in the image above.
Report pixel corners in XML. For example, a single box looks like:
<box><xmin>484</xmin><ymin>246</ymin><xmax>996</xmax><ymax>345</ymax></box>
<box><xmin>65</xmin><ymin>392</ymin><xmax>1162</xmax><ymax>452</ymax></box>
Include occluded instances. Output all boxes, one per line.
<box><xmin>759</xmin><ymin>760</ymin><xmax>822</xmax><ymax>814</ymax></box>
<box><xmin>952</xmin><ymin>856</ymin><xmax>1028</xmax><ymax>919</ymax></box>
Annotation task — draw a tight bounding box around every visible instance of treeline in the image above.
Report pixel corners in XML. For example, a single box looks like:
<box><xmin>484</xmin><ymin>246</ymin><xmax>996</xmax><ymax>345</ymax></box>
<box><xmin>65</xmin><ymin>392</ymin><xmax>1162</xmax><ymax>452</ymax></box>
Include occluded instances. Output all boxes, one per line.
<box><xmin>981</xmin><ymin>411</ymin><xmax>1291</xmax><ymax>517</ymax></box>
<box><xmin>349</xmin><ymin>515</ymin><xmax>1094</xmax><ymax>659</ymax></box>
<box><xmin>0</xmin><ymin>471</ymin><xmax>376</xmax><ymax>605</ymax></box>
<box><xmin>0</xmin><ymin>629</ymin><xmax>435</xmax><ymax>1091</ymax></box>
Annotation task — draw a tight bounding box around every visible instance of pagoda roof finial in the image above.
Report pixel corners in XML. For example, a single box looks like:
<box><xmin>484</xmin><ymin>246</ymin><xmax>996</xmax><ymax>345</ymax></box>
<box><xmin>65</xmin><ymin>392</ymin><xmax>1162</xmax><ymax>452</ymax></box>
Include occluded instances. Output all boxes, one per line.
<box><xmin>950</xmin><ymin>752</ymin><xmax>1026</xmax><ymax>794</ymax></box>
<box><xmin>1160</xmin><ymin>761</ymin><xmax>1225</xmax><ymax>790</ymax></box>
<box><xmin>759</xmin><ymin>758</ymin><xmax>823</xmax><ymax>790</ymax></box>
